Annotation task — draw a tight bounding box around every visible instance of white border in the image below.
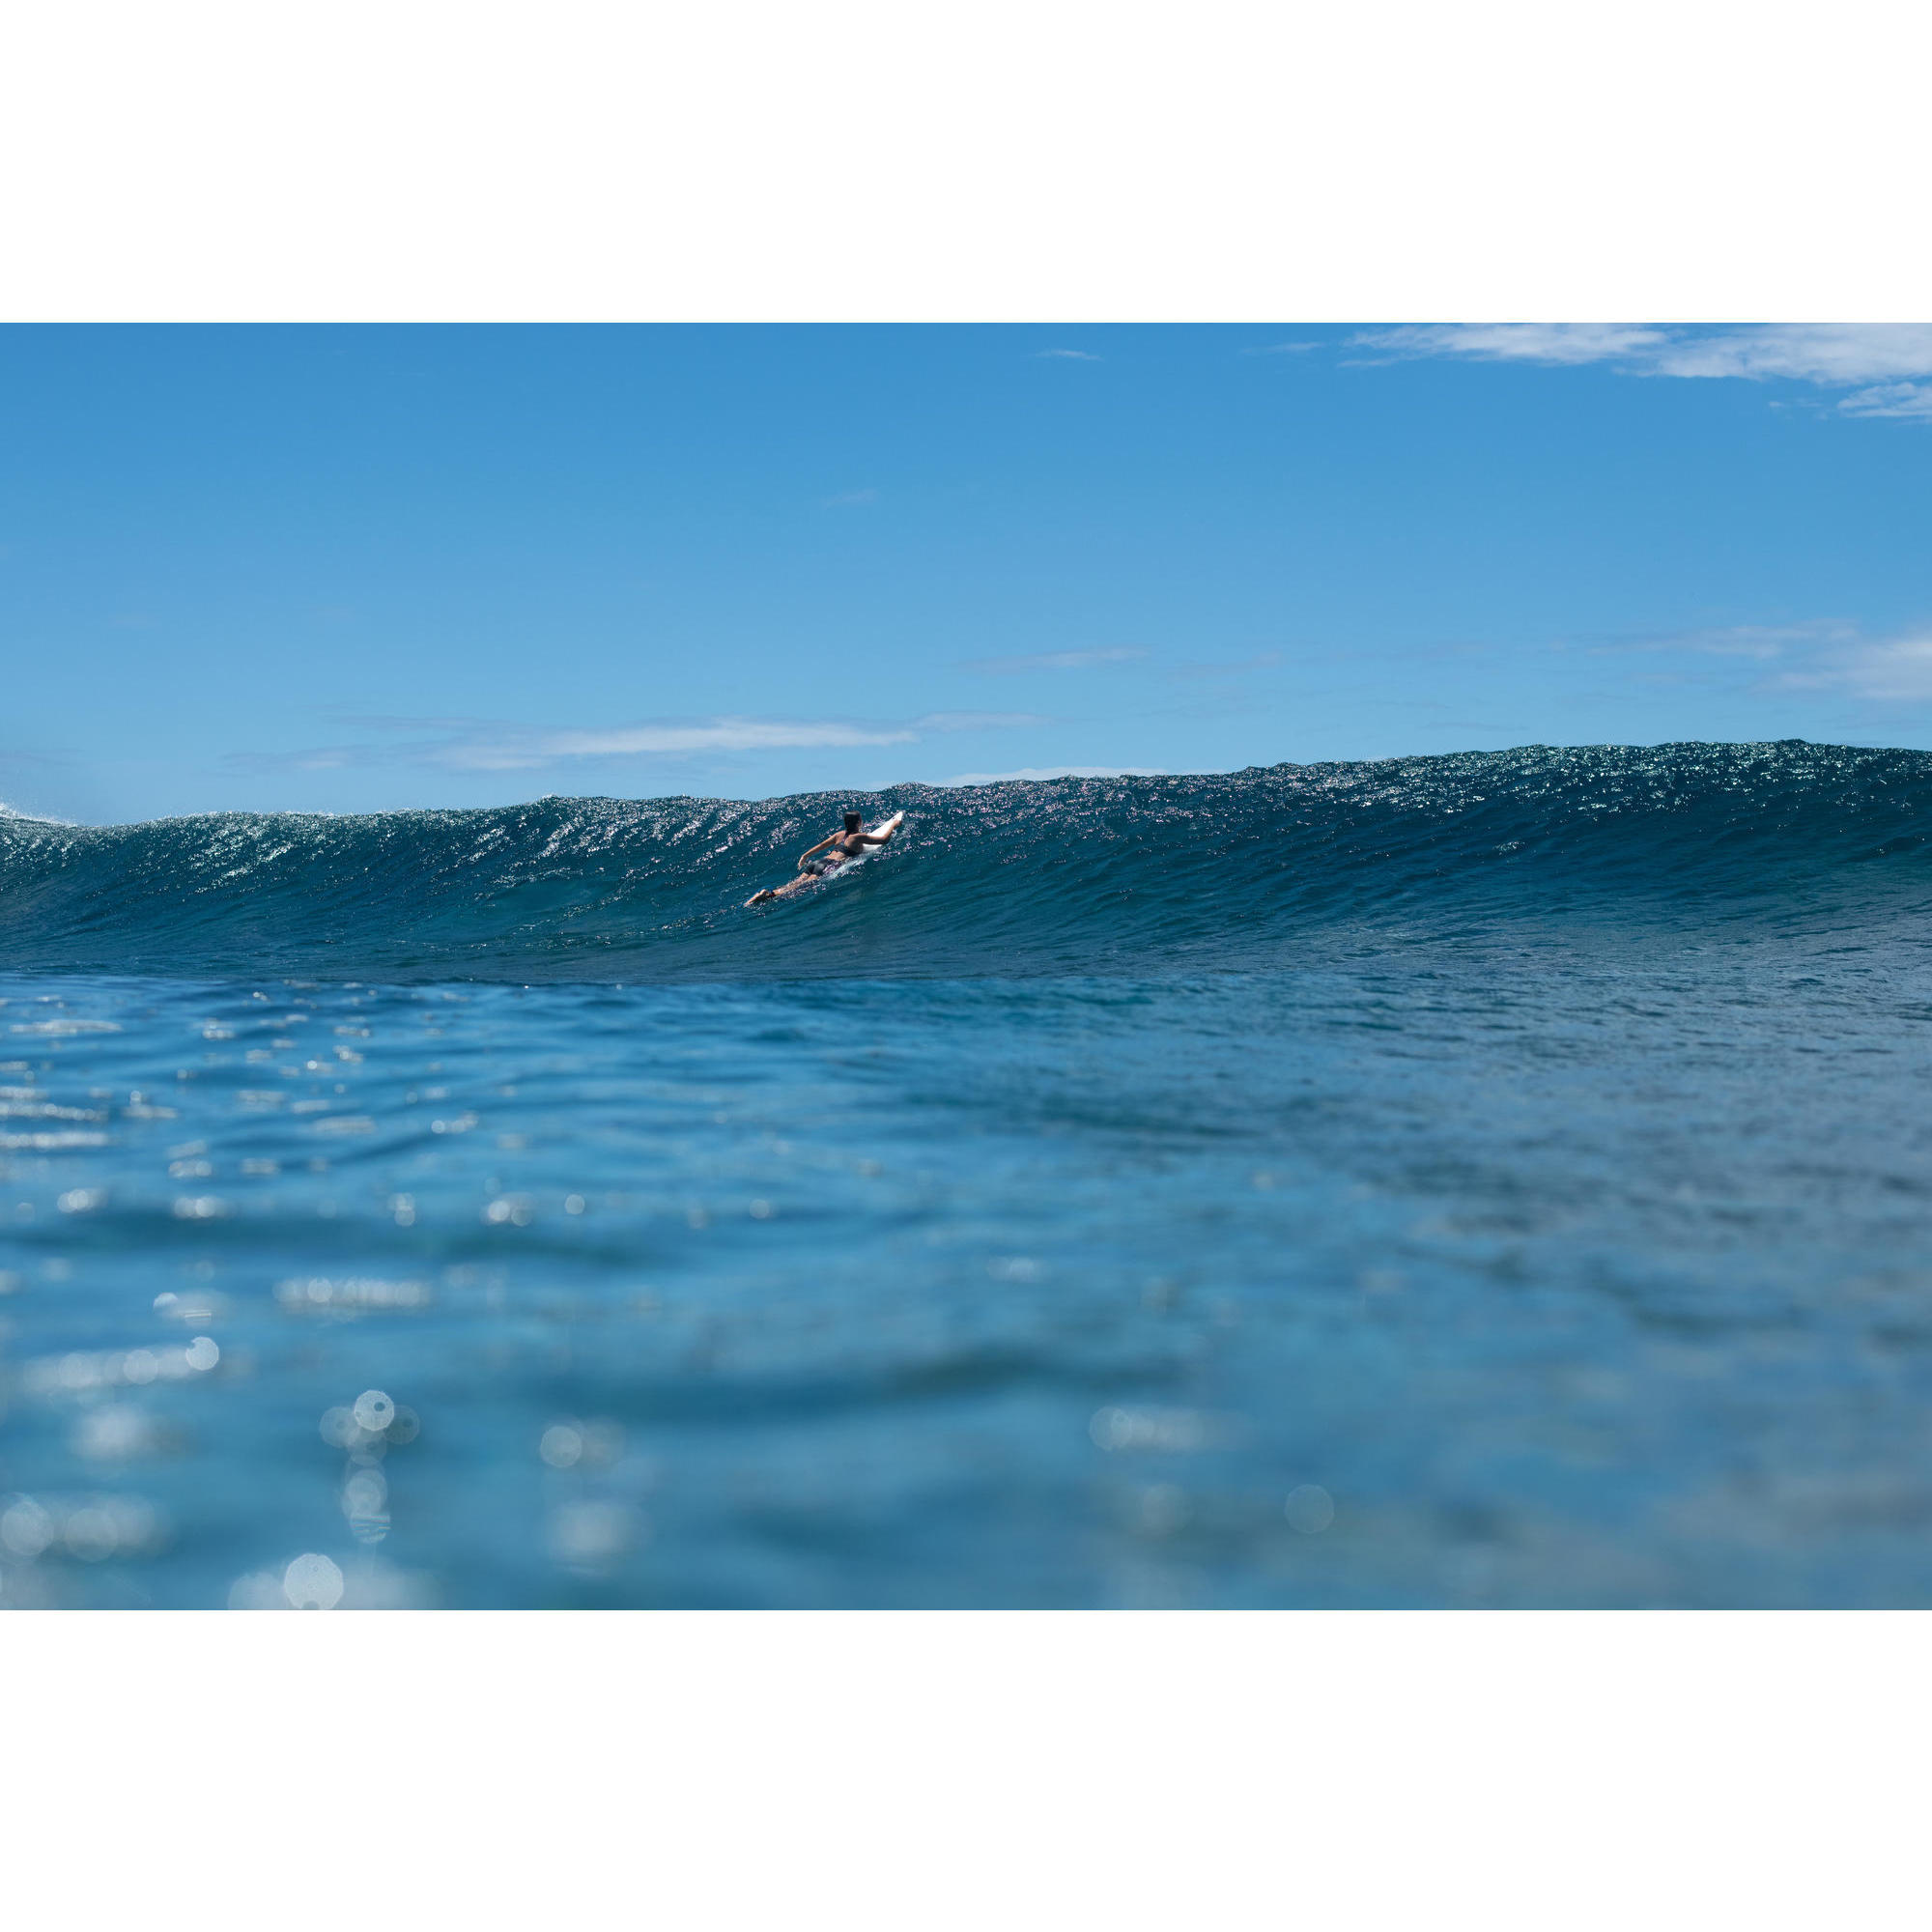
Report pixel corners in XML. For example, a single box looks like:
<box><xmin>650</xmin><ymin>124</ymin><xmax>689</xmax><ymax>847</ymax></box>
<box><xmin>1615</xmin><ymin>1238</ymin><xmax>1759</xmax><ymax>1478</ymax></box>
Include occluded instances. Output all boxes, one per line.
<box><xmin>1</xmin><ymin>1</ymin><xmax>1929</xmax><ymax>320</ymax></box>
<box><xmin>6</xmin><ymin>1612</ymin><xmax>1926</xmax><ymax>1928</ymax></box>
<box><xmin>7</xmin><ymin>9</ymin><xmax>1930</xmax><ymax>1920</ymax></box>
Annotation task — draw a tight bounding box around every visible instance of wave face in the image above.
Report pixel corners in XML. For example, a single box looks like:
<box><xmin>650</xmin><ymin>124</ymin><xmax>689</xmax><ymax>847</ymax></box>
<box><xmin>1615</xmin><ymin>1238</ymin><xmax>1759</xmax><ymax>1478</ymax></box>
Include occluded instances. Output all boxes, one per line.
<box><xmin>5</xmin><ymin>741</ymin><xmax>1931</xmax><ymax>981</ymax></box>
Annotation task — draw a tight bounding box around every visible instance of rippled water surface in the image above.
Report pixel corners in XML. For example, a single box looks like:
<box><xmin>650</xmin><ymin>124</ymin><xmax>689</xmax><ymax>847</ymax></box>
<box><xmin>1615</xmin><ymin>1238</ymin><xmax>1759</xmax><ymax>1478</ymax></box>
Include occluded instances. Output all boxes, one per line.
<box><xmin>4</xmin><ymin>952</ymin><xmax>1932</xmax><ymax>1607</ymax></box>
<box><xmin>5</xmin><ymin>745</ymin><xmax>1932</xmax><ymax>1605</ymax></box>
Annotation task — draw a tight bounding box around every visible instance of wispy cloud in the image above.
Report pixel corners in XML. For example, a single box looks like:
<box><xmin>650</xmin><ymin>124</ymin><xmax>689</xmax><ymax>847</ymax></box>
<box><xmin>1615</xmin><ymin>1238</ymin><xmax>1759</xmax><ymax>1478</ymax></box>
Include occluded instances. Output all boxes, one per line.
<box><xmin>1037</xmin><ymin>349</ymin><xmax>1100</xmax><ymax>361</ymax></box>
<box><xmin>821</xmin><ymin>487</ymin><xmax>879</xmax><ymax>507</ymax></box>
<box><xmin>228</xmin><ymin>706</ymin><xmax>1070</xmax><ymax>777</ymax></box>
<box><xmin>1768</xmin><ymin>629</ymin><xmax>1932</xmax><ymax>702</ymax></box>
<box><xmin>1242</xmin><ymin>341</ymin><xmax>1321</xmax><ymax>356</ymax></box>
<box><xmin>329</xmin><ymin>711</ymin><xmax>487</xmax><ymax>733</ymax></box>
<box><xmin>1353</xmin><ymin>326</ymin><xmax>1932</xmax><ymax>421</ymax></box>
<box><xmin>943</xmin><ymin>765</ymin><xmax>1164</xmax><ymax>786</ymax></box>
<box><xmin>1582</xmin><ymin>620</ymin><xmax>1858</xmax><ymax>663</ymax></box>
<box><xmin>1839</xmin><ymin>384</ymin><xmax>1932</xmax><ymax>422</ymax></box>
<box><xmin>1168</xmin><ymin>651</ymin><xmax>1284</xmax><ymax>680</ymax></box>
<box><xmin>1573</xmin><ymin>617</ymin><xmax>1932</xmax><ymax>703</ymax></box>
<box><xmin>913</xmin><ymin>712</ymin><xmax>1049</xmax><ymax>731</ymax></box>
<box><xmin>226</xmin><ymin>745</ymin><xmax>371</xmax><ymax>773</ymax></box>
<box><xmin>961</xmin><ymin>647</ymin><xmax>1150</xmax><ymax>675</ymax></box>
<box><xmin>230</xmin><ymin>716</ymin><xmax>923</xmax><ymax>777</ymax></box>
<box><xmin>1360</xmin><ymin>324</ymin><xmax>1668</xmax><ymax>368</ymax></box>
<box><xmin>436</xmin><ymin>721</ymin><xmax>916</xmax><ymax>771</ymax></box>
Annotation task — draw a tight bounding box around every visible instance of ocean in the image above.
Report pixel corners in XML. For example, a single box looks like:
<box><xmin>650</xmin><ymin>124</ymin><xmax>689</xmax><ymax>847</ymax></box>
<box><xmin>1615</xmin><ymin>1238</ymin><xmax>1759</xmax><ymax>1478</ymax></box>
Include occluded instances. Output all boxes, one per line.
<box><xmin>4</xmin><ymin>739</ymin><xmax>1932</xmax><ymax>1607</ymax></box>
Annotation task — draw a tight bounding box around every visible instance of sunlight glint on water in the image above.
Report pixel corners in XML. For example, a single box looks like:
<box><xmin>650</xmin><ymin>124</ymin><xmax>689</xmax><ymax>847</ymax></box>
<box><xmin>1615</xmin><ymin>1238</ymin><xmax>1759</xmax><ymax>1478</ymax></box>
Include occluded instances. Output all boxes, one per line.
<box><xmin>3</xmin><ymin>744</ymin><xmax>1932</xmax><ymax>1605</ymax></box>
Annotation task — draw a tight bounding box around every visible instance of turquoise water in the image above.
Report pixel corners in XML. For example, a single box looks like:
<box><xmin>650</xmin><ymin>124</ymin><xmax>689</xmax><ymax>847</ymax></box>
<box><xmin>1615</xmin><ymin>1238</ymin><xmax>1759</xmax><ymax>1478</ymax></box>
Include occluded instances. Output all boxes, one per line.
<box><xmin>5</xmin><ymin>743</ymin><xmax>1932</xmax><ymax>1605</ymax></box>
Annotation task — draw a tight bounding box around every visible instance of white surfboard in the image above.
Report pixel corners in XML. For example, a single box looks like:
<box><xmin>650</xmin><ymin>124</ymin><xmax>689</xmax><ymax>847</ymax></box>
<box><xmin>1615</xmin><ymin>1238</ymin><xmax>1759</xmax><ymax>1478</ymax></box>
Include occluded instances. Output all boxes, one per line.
<box><xmin>850</xmin><ymin>810</ymin><xmax>904</xmax><ymax>856</ymax></box>
<box><xmin>745</xmin><ymin>812</ymin><xmax>904</xmax><ymax>906</ymax></box>
<box><xmin>821</xmin><ymin>810</ymin><xmax>904</xmax><ymax>879</ymax></box>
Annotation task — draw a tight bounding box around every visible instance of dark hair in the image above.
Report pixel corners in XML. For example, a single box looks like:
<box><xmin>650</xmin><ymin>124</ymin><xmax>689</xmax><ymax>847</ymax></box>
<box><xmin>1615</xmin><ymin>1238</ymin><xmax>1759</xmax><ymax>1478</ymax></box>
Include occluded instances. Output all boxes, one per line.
<box><xmin>843</xmin><ymin>811</ymin><xmax>863</xmax><ymax>834</ymax></box>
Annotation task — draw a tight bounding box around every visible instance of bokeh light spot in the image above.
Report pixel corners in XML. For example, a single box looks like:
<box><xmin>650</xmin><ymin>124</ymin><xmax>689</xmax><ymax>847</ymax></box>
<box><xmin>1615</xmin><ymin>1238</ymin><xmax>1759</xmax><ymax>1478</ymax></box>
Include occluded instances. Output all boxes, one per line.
<box><xmin>1286</xmin><ymin>1485</ymin><xmax>1335</xmax><ymax>1534</ymax></box>
<box><xmin>283</xmin><ymin>1552</ymin><xmax>345</xmax><ymax>1609</ymax></box>
<box><xmin>0</xmin><ymin>1497</ymin><xmax>53</xmax><ymax>1559</ymax></box>
<box><xmin>352</xmin><ymin>1389</ymin><xmax>395</xmax><ymax>1433</ymax></box>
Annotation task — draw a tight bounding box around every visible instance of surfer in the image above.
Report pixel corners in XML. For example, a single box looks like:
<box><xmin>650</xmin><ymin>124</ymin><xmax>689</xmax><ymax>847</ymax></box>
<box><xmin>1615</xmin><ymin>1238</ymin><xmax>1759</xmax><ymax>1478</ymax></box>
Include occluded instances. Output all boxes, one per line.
<box><xmin>746</xmin><ymin>810</ymin><xmax>900</xmax><ymax>906</ymax></box>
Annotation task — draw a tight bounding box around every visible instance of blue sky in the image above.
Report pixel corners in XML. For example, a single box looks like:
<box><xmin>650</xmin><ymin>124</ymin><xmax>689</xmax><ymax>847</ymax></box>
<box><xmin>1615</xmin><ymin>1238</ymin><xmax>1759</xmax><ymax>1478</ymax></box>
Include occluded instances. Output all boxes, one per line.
<box><xmin>4</xmin><ymin>323</ymin><xmax>1931</xmax><ymax>825</ymax></box>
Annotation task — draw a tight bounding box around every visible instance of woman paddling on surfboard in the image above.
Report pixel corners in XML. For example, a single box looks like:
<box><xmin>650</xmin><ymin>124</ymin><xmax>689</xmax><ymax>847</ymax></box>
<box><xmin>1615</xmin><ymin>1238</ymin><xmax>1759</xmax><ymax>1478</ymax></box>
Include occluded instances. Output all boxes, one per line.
<box><xmin>746</xmin><ymin>810</ymin><xmax>901</xmax><ymax>905</ymax></box>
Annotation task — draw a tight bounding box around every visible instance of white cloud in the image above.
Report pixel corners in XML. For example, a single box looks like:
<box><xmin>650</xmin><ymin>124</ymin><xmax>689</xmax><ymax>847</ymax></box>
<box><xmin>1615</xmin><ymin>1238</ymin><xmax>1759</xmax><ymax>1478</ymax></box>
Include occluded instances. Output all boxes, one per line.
<box><xmin>1590</xmin><ymin>620</ymin><xmax>1857</xmax><ymax>663</ymax></box>
<box><xmin>1169</xmin><ymin>651</ymin><xmax>1284</xmax><ymax>679</ymax></box>
<box><xmin>1771</xmin><ymin>631</ymin><xmax>1932</xmax><ymax>702</ymax></box>
<box><xmin>1839</xmin><ymin>383</ymin><xmax>1932</xmax><ymax>421</ymax></box>
<box><xmin>229</xmin><ymin>708</ymin><xmax>1070</xmax><ymax>778</ymax></box>
<box><xmin>231</xmin><ymin>716</ymin><xmax>926</xmax><ymax>777</ymax></box>
<box><xmin>332</xmin><ymin>712</ymin><xmax>481</xmax><ymax>733</ymax></box>
<box><xmin>913</xmin><ymin>712</ymin><xmax>1049</xmax><ymax>731</ymax></box>
<box><xmin>1037</xmin><ymin>349</ymin><xmax>1101</xmax><ymax>361</ymax></box>
<box><xmin>1645</xmin><ymin>327</ymin><xmax>1932</xmax><ymax>385</ymax></box>
<box><xmin>1358</xmin><ymin>324</ymin><xmax>1669</xmax><ymax>367</ymax></box>
<box><xmin>1588</xmin><ymin>618</ymin><xmax>1932</xmax><ymax>703</ymax></box>
<box><xmin>1573</xmin><ymin>616</ymin><xmax>1932</xmax><ymax>702</ymax></box>
<box><xmin>1354</xmin><ymin>325</ymin><xmax>1932</xmax><ymax>414</ymax></box>
<box><xmin>963</xmin><ymin>647</ymin><xmax>1149</xmax><ymax>674</ymax></box>
<box><xmin>431</xmin><ymin>719</ymin><xmax>917</xmax><ymax>772</ymax></box>
<box><xmin>943</xmin><ymin>765</ymin><xmax>1164</xmax><ymax>785</ymax></box>
<box><xmin>224</xmin><ymin>744</ymin><xmax>370</xmax><ymax>772</ymax></box>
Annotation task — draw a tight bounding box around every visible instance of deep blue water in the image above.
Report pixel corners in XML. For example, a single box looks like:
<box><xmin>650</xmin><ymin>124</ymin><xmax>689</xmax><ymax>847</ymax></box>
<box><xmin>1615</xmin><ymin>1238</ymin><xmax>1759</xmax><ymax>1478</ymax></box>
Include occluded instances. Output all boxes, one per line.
<box><xmin>5</xmin><ymin>742</ymin><xmax>1932</xmax><ymax>1606</ymax></box>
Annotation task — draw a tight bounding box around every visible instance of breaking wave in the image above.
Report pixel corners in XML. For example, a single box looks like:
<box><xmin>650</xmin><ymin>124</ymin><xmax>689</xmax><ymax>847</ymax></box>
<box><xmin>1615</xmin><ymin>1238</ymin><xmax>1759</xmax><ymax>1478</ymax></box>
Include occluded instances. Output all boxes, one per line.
<box><xmin>4</xmin><ymin>741</ymin><xmax>1930</xmax><ymax>981</ymax></box>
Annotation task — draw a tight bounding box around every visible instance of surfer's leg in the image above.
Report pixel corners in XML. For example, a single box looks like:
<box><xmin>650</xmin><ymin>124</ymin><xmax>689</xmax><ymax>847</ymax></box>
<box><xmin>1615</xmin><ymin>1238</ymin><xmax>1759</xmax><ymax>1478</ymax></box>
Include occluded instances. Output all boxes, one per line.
<box><xmin>750</xmin><ymin>868</ymin><xmax>824</xmax><ymax>906</ymax></box>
